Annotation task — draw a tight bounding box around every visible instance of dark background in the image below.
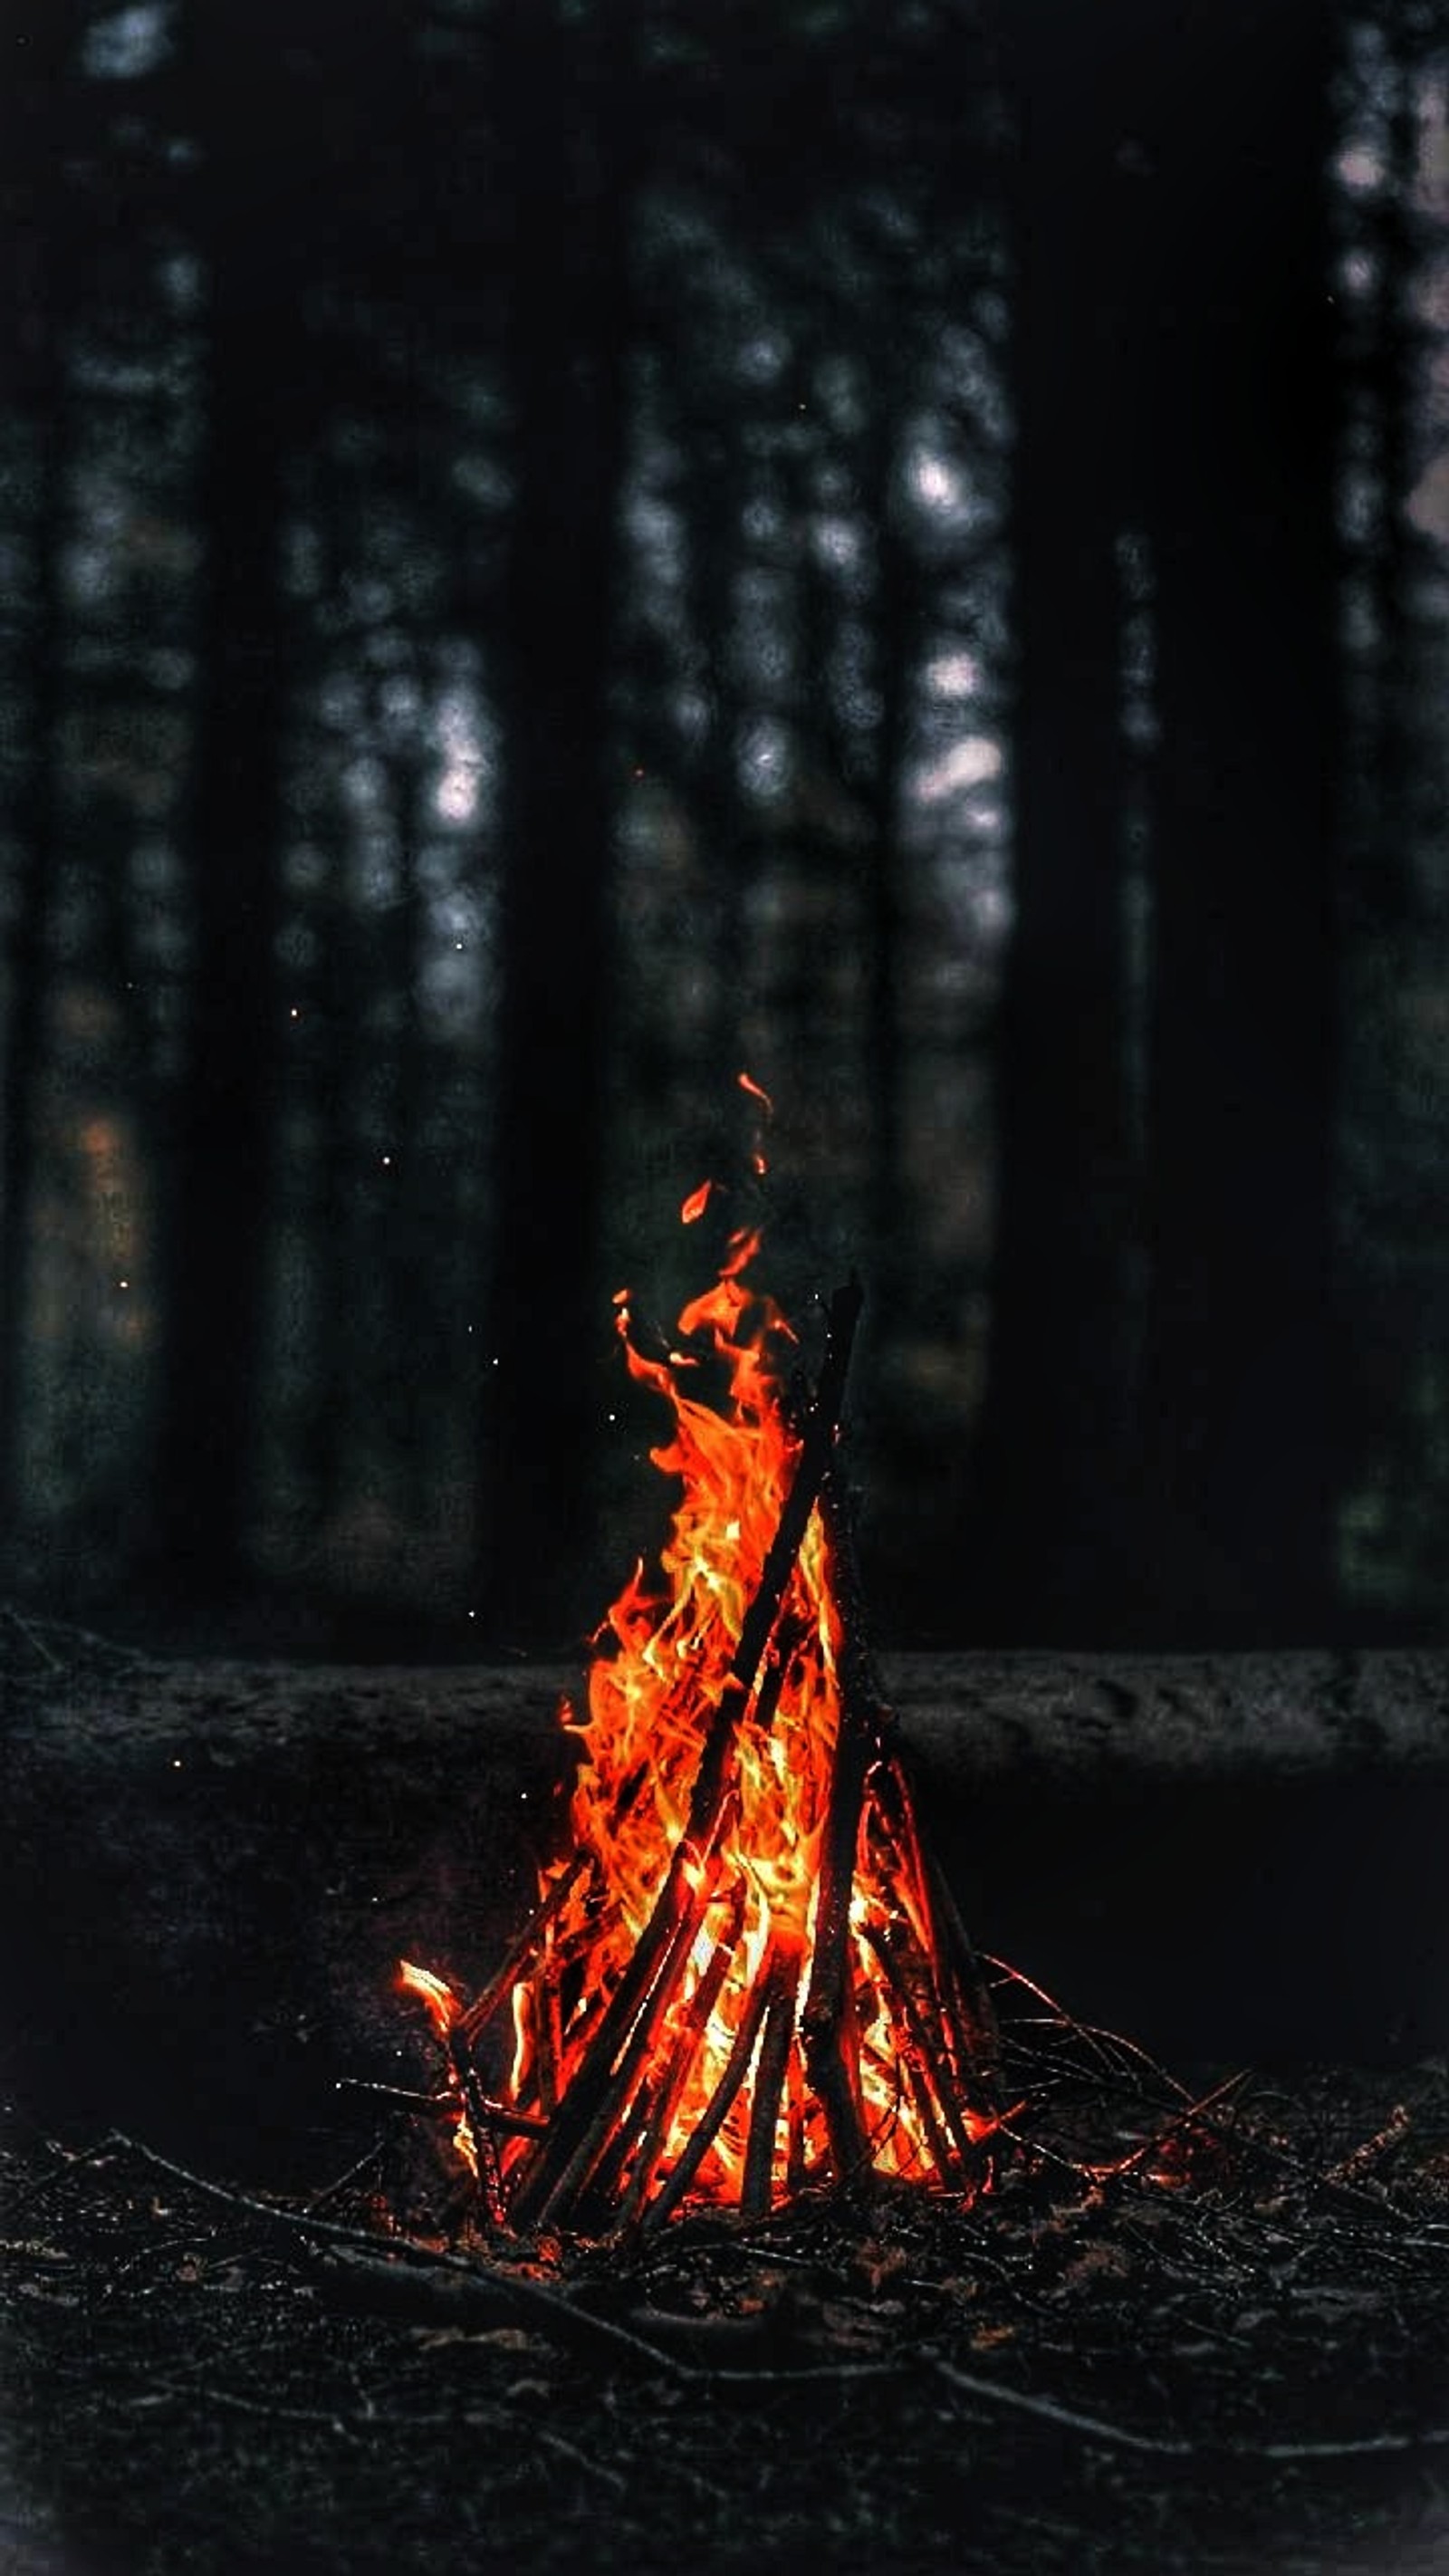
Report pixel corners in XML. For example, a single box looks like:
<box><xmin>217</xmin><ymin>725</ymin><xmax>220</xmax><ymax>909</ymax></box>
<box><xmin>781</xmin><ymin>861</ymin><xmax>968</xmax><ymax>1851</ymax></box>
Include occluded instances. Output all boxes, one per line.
<box><xmin>4</xmin><ymin>0</ymin><xmax>1449</xmax><ymax>1661</ymax></box>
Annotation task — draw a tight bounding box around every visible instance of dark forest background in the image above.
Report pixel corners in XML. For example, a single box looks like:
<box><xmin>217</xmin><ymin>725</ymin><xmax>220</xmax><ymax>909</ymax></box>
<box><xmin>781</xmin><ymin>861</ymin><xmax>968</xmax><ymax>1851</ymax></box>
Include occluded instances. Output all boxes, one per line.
<box><xmin>3</xmin><ymin>0</ymin><xmax>1449</xmax><ymax>1658</ymax></box>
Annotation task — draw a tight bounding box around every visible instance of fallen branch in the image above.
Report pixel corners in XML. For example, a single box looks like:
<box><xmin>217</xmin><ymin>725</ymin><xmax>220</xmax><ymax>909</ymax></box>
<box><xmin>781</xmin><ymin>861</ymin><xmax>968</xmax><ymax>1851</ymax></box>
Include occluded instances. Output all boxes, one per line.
<box><xmin>933</xmin><ymin>2359</ymin><xmax>1449</xmax><ymax>2463</ymax></box>
<box><xmin>130</xmin><ymin>2377</ymin><xmax>629</xmax><ymax>2485</ymax></box>
<box><xmin>97</xmin><ymin>2132</ymin><xmax>694</xmax><ymax>2375</ymax></box>
<box><xmin>90</xmin><ymin>2131</ymin><xmax>905</xmax><ymax>2387</ymax></box>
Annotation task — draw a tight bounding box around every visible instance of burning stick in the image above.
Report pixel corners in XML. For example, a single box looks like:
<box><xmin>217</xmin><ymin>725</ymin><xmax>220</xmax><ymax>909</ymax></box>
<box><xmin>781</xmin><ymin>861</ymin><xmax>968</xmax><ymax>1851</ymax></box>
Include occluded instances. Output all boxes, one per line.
<box><xmin>641</xmin><ymin>1947</ymin><xmax>780</xmax><ymax>2233</ymax></box>
<box><xmin>506</xmin><ymin>1281</ymin><xmax>862</xmax><ymax>2232</ymax></box>
<box><xmin>402</xmin><ymin>1186</ymin><xmax>1000</xmax><ymax>2233</ymax></box>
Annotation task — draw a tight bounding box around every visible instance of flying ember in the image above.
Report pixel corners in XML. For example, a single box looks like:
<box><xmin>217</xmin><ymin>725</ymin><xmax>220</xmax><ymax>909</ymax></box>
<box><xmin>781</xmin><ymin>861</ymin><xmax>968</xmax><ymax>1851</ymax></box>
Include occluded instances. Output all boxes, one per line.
<box><xmin>401</xmin><ymin>1128</ymin><xmax>1001</xmax><ymax>2235</ymax></box>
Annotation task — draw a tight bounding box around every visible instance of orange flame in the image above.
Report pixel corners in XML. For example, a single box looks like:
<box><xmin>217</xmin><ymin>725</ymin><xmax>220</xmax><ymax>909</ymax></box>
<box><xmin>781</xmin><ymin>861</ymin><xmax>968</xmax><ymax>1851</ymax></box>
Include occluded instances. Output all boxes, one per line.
<box><xmin>398</xmin><ymin>1958</ymin><xmax>460</xmax><ymax>2038</ymax></box>
<box><xmin>404</xmin><ymin>1177</ymin><xmax>993</xmax><ymax>2223</ymax></box>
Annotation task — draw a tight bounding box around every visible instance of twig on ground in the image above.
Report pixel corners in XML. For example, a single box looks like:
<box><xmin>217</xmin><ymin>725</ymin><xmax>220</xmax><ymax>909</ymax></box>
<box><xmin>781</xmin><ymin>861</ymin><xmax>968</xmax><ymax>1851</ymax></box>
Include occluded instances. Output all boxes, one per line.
<box><xmin>984</xmin><ymin>1955</ymin><xmax>1194</xmax><ymax>2103</ymax></box>
<box><xmin>1</xmin><ymin>1605</ymin><xmax>151</xmax><ymax>1675</ymax></box>
<box><xmin>91</xmin><ymin>2131</ymin><xmax>904</xmax><ymax>2389</ymax></box>
<box><xmin>933</xmin><ymin>2358</ymin><xmax>1449</xmax><ymax>2463</ymax></box>
<box><xmin>101</xmin><ymin>2131</ymin><xmax>701</xmax><ymax>2372</ymax></box>
<box><xmin>1</xmin><ymin>1605</ymin><xmax>62</xmax><ymax>1672</ymax></box>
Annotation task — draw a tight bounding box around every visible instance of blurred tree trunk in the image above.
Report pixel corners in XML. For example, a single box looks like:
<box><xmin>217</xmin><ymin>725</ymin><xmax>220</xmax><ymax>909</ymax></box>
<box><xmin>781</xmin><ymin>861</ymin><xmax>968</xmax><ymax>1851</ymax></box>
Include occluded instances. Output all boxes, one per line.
<box><xmin>0</xmin><ymin>0</ymin><xmax>87</xmax><ymax>1541</ymax></box>
<box><xmin>685</xmin><ymin>422</ymin><xmax>752</xmax><ymax>1144</ymax></box>
<box><xmin>1338</xmin><ymin>6</ymin><xmax>1435</xmax><ymax>1597</ymax></box>
<box><xmin>973</xmin><ymin>5</ymin><xmax>1144</xmax><ymax>1641</ymax></box>
<box><xmin>859</xmin><ymin>416</ymin><xmax>916</xmax><ymax>1351</ymax></box>
<box><xmin>1363</xmin><ymin>8</ymin><xmax>1420</xmax><ymax>923</ymax></box>
<box><xmin>150</xmin><ymin>3</ymin><xmax>292</xmax><ymax>1596</ymax></box>
<box><xmin>303</xmin><ymin>821</ymin><xmax>365</xmax><ymax>1537</ymax></box>
<box><xmin>388</xmin><ymin>736</ymin><xmax>437</xmax><ymax>1521</ymax></box>
<box><xmin>476</xmin><ymin>0</ymin><xmax>639</xmax><ymax>1644</ymax></box>
<box><xmin>1138</xmin><ymin>0</ymin><xmax>1340</xmax><ymax>1643</ymax></box>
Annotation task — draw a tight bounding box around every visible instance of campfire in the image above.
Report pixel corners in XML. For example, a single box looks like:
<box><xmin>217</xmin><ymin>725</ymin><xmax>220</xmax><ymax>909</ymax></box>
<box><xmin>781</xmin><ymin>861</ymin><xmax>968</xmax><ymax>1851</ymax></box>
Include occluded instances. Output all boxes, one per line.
<box><xmin>401</xmin><ymin>1104</ymin><xmax>1003</xmax><ymax>2235</ymax></box>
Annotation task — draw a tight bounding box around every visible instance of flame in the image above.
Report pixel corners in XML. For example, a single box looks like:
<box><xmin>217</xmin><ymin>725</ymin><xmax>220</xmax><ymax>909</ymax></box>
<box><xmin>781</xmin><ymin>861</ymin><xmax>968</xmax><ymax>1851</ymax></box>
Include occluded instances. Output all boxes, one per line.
<box><xmin>398</xmin><ymin>1958</ymin><xmax>461</xmax><ymax>2038</ymax></box>
<box><xmin>404</xmin><ymin>1177</ymin><xmax>993</xmax><ymax>2225</ymax></box>
<box><xmin>550</xmin><ymin>1246</ymin><xmax>830</xmax><ymax>2174</ymax></box>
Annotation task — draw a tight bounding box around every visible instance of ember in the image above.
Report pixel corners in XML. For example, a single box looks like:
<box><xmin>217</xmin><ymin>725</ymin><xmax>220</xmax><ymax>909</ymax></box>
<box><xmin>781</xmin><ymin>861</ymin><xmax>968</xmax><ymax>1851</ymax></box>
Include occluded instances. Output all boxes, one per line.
<box><xmin>403</xmin><ymin>1105</ymin><xmax>1001</xmax><ymax>2233</ymax></box>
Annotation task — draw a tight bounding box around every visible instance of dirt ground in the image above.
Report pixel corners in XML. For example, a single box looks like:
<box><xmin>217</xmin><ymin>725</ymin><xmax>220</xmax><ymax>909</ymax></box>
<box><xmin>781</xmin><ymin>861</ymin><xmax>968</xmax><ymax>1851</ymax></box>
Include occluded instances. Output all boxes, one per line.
<box><xmin>7</xmin><ymin>2060</ymin><xmax>1449</xmax><ymax>2575</ymax></box>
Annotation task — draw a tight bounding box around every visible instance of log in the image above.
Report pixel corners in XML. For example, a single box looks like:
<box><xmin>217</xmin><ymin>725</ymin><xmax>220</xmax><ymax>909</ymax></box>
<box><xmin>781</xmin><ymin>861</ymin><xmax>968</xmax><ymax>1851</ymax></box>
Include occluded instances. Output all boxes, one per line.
<box><xmin>6</xmin><ymin>1624</ymin><xmax>1449</xmax><ymax>2197</ymax></box>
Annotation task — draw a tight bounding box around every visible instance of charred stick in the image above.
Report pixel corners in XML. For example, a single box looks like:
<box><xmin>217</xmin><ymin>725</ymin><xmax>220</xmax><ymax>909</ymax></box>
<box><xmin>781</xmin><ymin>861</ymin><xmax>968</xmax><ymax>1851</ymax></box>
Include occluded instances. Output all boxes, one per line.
<box><xmin>595</xmin><ymin>1867</ymin><xmax>736</xmax><ymax>2170</ymax></box>
<box><xmin>859</xmin><ymin>1914</ymin><xmax>956</xmax><ymax>2139</ymax></box>
<box><xmin>336</xmin><ymin>2078</ymin><xmax>449</xmax><ymax>2113</ymax></box>
<box><xmin>399</xmin><ymin>2075</ymin><xmax>552</xmax><ymax>2175</ymax></box>
<box><xmin>517</xmin><ymin>1974</ymin><xmax>561</xmax><ymax>2119</ymax></box>
<box><xmin>800</xmin><ymin>1466</ymin><xmax>922</xmax><ymax>2180</ymax></box>
<box><xmin>97</xmin><ymin>2132</ymin><xmax>699</xmax><ymax>2376</ymax></box>
<box><xmin>516</xmin><ymin>1949</ymin><xmax>579</xmax><ymax>2120</ymax></box>
<box><xmin>506</xmin><ymin>1779</ymin><xmax>742</xmax><ymax>2226</ymax></box>
<box><xmin>739</xmin><ymin>1600</ymin><xmax>810</xmax><ymax>1746</ymax></box>
<box><xmin>505</xmin><ymin>1844</ymin><xmax>704</xmax><ymax>2223</ymax></box>
<box><xmin>859</xmin><ymin>1813</ymin><xmax>982</xmax><ymax>2119</ymax></box>
<box><xmin>819</xmin><ymin>1462</ymin><xmax>998</xmax><ymax>2130</ymax></box>
<box><xmin>875</xmin><ymin>1758</ymin><xmax>950</xmax><ymax>1976</ymax></box>
<box><xmin>800</xmin><ymin>1705</ymin><xmax>871</xmax><ymax>2180</ymax></box>
<box><xmin>516</xmin><ymin>1832</ymin><xmax>729</xmax><ymax>2230</ymax></box>
<box><xmin>815</xmin><ymin>1466</ymin><xmax>900</xmax><ymax>1766</ymax></box>
<box><xmin>574</xmin><ymin>2068</ymin><xmax>659</xmax><ymax>2228</ymax></box>
<box><xmin>856</xmin><ymin>2017</ymin><xmax>965</xmax><ymax>2186</ymax></box>
<box><xmin>389</xmin><ymin>2075</ymin><xmax>547</xmax><ymax>2141</ymax></box>
<box><xmin>641</xmin><ymin>1955</ymin><xmax>779</xmax><ymax>2235</ymax></box>
<box><xmin>447</xmin><ymin>2033</ymin><xmax>508</xmax><ymax>2226</ymax></box>
<box><xmin>538</xmin><ymin>1850</ymin><xmax>730</xmax><ymax>2228</ymax></box>
<box><xmin>903</xmin><ymin>1902</ymin><xmax>1001</xmax><ymax>2131</ymax></box>
<box><xmin>742</xmin><ymin>1944</ymin><xmax>802</xmax><ymax>2217</ymax></box>
<box><xmin>614</xmin><ymin>1888</ymin><xmax>747</xmax><ymax>2229</ymax></box>
<box><xmin>896</xmin><ymin>2035</ymin><xmax>960</xmax><ymax>2185</ymax></box>
<box><xmin>868</xmin><ymin>1756</ymin><xmax>999</xmax><ymax>2110</ymax></box>
<box><xmin>925</xmin><ymin>1846</ymin><xmax>1003</xmax><ymax>2085</ymax></box>
<box><xmin>785</xmin><ymin>2057</ymin><xmax>810</xmax><ymax>2196</ymax></box>
<box><xmin>797</xmin><ymin>1476</ymin><xmax>882</xmax><ymax>2177</ymax></box>
<box><xmin>859</xmin><ymin>1916</ymin><xmax>982</xmax><ymax>2173</ymax></box>
<box><xmin>671</xmin><ymin>1275</ymin><xmax>862</xmax><ymax>1860</ymax></box>
<box><xmin>458</xmin><ymin>1853</ymin><xmax>590</xmax><ymax>2048</ymax></box>
<box><xmin>510</xmin><ymin>1290</ymin><xmax>859</xmax><ymax>2228</ymax></box>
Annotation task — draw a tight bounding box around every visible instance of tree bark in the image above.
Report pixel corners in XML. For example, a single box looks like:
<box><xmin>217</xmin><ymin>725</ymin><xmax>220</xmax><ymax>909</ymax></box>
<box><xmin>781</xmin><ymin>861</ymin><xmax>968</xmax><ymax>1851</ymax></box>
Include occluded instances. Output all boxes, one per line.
<box><xmin>0</xmin><ymin>0</ymin><xmax>89</xmax><ymax>1539</ymax></box>
<box><xmin>974</xmin><ymin>4</ymin><xmax>1146</xmax><ymax>1641</ymax></box>
<box><xmin>149</xmin><ymin>0</ymin><xmax>296</xmax><ymax>1595</ymax></box>
<box><xmin>475</xmin><ymin>0</ymin><xmax>640</xmax><ymax>1647</ymax></box>
<box><xmin>1138</xmin><ymin>0</ymin><xmax>1340</xmax><ymax>1644</ymax></box>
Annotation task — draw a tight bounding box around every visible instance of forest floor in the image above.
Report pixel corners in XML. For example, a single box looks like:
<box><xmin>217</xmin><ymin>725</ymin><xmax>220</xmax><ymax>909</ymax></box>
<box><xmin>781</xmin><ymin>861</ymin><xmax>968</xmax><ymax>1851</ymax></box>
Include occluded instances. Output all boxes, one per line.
<box><xmin>6</xmin><ymin>2061</ymin><xmax>1449</xmax><ymax>2575</ymax></box>
<box><xmin>5</xmin><ymin>1617</ymin><xmax>1449</xmax><ymax>2572</ymax></box>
